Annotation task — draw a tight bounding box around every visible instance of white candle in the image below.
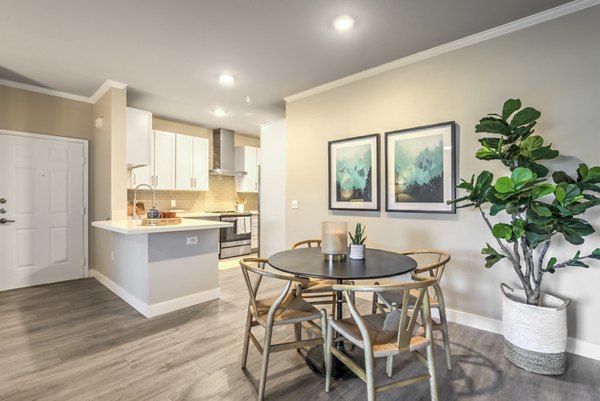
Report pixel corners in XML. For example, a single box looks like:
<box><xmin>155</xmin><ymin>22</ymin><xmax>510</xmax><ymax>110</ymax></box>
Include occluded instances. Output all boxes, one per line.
<box><xmin>322</xmin><ymin>222</ymin><xmax>348</xmax><ymax>255</ymax></box>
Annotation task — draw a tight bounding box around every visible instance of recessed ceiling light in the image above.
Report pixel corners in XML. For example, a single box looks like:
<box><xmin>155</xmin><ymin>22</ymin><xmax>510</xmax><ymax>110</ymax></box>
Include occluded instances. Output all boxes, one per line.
<box><xmin>333</xmin><ymin>15</ymin><xmax>355</xmax><ymax>31</ymax></box>
<box><xmin>213</xmin><ymin>108</ymin><xmax>227</xmax><ymax>117</ymax></box>
<box><xmin>218</xmin><ymin>73</ymin><xmax>235</xmax><ymax>86</ymax></box>
<box><xmin>245</xmin><ymin>96</ymin><xmax>252</xmax><ymax>104</ymax></box>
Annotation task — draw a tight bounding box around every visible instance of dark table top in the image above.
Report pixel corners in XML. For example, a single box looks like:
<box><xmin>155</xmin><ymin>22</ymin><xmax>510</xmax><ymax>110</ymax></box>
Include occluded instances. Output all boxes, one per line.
<box><xmin>268</xmin><ymin>247</ymin><xmax>417</xmax><ymax>280</ymax></box>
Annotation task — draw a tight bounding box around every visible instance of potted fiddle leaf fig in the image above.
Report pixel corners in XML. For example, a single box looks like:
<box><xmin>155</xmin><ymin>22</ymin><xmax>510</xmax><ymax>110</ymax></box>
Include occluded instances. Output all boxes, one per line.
<box><xmin>449</xmin><ymin>98</ymin><xmax>600</xmax><ymax>375</ymax></box>
<box><xmin>348</xmin><ymin>223</ymin><xmax>367</xmax><ymax>260</ymax></box>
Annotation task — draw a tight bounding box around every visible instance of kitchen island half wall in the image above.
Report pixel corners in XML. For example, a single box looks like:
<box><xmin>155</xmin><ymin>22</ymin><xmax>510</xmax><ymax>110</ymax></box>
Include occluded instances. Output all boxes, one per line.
<box><xmin>91</xmin><ymin>219</ymin><xmax>232</xmax><ymax>318</ymax></box>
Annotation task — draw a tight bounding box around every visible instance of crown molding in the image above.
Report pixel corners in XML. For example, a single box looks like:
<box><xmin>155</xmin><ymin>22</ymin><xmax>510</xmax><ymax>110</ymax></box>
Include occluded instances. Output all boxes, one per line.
<box><xmin>284</xmin><ymin>0</ymin><xmax>600</xmax><ymax>103</ymax></box>
<box><xmin>0</xmin><ymin>78</ymin><xmax>128</xmax><ymax>104</ymax></box>
<box><xmin>89</xmin><ymin>80</ymin><xmax>128</xmax><ymax>103</ymax></box>
<box><xmin>0</xmin><ymin>78</ymin><xmax>93</xmax><ymax>103</ymax></box>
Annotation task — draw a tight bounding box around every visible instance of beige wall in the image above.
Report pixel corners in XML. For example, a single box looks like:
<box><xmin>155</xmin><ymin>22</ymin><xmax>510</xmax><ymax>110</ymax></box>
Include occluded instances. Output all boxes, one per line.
<box><xmin>285</xmin><ymin>7</ymin><xmax>600</xmax><ymax>345</ymax></box>
<box><xmin>0</xmin><ymin>85</ymin><xmax>93</xmax><ymax>139</ymax></box>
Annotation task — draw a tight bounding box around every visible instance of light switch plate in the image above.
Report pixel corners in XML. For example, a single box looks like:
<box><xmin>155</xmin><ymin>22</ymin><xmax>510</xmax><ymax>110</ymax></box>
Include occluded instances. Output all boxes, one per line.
<box><xmin>171</xmin><ymin>200</ymin><xmax>176</xmax><ymax>207</ymax></box>
<box><xmin>291</xmin><ymin>200</ymin><xmax>299</xmax><ymax>209</ymax></box>
<box><xmin>186</xmin><ymin>236</ymin><xmax>198</xmax><ymax>245</ymax></box>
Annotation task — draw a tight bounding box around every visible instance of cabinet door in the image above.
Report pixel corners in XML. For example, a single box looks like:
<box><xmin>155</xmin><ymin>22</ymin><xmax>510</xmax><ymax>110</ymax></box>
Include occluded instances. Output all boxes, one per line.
<box><xmin>126</xmin><ymin>107</ymin><xmax>152</xmax><ymax>167</ymax></box>
<box><xmin>153</xmin><ymin>130</ymin><xmax>176</xmax><ymax>190</ymax></box>
<box><xmin>192</xmin><ymin>137</ymin><xmax>209</xmax><ymax>191</ymax></box>
<box><xmin>235</xmin><ymin>146</ymin><xmax>259</xmax><ymax>193</ymax></box>
<box><xmin>130</xmin><ymin>165</ymin><xmax>152</xmax><ymax>188</ymax></box>
<box><xmin>175</xmin><ymin>134</ymin><xmax>194</xmax><ymax>190</ymax></box>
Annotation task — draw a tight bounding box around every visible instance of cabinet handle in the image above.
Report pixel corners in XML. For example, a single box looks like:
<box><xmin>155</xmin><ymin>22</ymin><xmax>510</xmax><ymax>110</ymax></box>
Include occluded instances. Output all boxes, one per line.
<box><xmin>194</xmin><ymin>178</ymin><xmax>197</xmax><ymax>188</ymax></box>
<box><xmin>191</xmin><ymin>177</ymin><xmax>193</xmax><ymax>188</ymax></box>
<box><xmin>155</xmin><ymin>176</ymin><xmax>159</xmax><ymax>187</ymax></box>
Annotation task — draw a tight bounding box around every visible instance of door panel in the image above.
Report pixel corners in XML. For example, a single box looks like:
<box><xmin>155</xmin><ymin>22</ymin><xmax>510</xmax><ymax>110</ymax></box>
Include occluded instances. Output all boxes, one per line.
<box><xmin>153</xmin><ymin>131</ymin><xmax>176</xmax><ymax>190</ymax></box>
<box><xmin>192</xmin><ymin>137</ymin><xmax>209</xmax><ymax>191</ymax></box>
<box><xmin>175</xmin><ymin>134</ymin><xmax>194</xmax><ymax>190</ymax></box>
<box><xmin>0</xmin><ymin>133</ymin><xmax>85</xmax><ymax>291</ymax></box>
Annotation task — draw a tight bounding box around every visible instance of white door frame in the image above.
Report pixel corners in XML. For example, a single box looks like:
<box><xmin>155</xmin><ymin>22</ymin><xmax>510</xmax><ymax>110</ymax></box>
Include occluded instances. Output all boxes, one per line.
<box><xmin>0</xmin><ymin>129</ymin><xmax>90</xmax><ymax>278</ymax></box>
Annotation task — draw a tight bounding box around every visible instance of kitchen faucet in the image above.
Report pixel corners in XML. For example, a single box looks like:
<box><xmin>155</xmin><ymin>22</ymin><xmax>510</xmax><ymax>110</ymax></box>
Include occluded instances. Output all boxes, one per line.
<box><xmin>132</xmin><ymin>184</ymin><xmax>156</xmax><ymax>222</ymax></box>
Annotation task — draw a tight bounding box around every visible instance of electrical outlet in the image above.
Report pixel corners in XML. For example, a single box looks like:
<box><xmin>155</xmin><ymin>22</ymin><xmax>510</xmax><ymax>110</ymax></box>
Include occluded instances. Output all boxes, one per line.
<box><xmin>291</xmin><ymin>200</ymin><xmax>299</xmax><ymax>209</ymax></box>
<box><xmin>171</xmin><ymin>199</ymin><xmax>176</xmax><ymax>207</ymax></box>
<box><xmin>186</xmin><ymin>236</ymin><xmax>198</xmax><ymax>245</ymax></box>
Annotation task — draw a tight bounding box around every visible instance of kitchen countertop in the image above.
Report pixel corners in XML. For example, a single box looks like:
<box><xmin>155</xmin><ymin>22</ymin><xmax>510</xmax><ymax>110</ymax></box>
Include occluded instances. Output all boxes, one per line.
<box><xmin>177</xmin><ymin>211</ymin><xmax>221</xmax><ymax>218</ymax></box>
<box><xmin>92</xmin><ymin>218</ymin><xmax>232</xmax><ymax>235</ymax></box>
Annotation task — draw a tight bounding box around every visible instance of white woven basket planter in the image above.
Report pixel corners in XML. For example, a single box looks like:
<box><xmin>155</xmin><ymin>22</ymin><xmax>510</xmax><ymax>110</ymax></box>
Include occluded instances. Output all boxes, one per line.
<box><xmin>501</xmin><ymin>283</ymin><xmax>570</xmax><ymax>375</ymax></box>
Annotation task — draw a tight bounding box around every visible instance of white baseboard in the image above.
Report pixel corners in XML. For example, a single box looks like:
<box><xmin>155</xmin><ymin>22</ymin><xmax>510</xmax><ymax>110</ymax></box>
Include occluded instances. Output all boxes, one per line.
<box><xmin>90</xmin><ymin>269</ymin><xmax>220</xmax><ymax>318</ymax></box>
<box><xmin>446</xmin><ymin>307</ymin><xmax>600</xmax><ymax>361</ymax></box>
<box><xmin>90</xmin><ymin>269</ymin><xmax>150</xmax><ymax>316</ymax></box>
<box><xmin>146</xmin><ymin>288</ymin><xmax>220</xmax><ymax>318</ymax></box>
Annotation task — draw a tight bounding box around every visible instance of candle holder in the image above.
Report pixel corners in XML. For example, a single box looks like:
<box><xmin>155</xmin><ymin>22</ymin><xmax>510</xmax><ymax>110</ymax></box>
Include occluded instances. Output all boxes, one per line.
<box><xmin>321</xmin><ymin>221</ymin><xmax>347</xmax><ymax>261</ymax></box>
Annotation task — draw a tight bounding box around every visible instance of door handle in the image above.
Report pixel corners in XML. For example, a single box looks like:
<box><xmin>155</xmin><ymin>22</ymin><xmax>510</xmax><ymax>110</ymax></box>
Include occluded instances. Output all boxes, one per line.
<box><xmin>0</xmin><ymin>198</ymin><xmax>6</xmax><ymax>204</ymax></box>
<box><xmin>0</xmin><ymin>218</ymin><xmax>15</xmax><ymax>224</ymax></box>
<box><xmin>0</xmin><ymin>208</ymin><xmax>6</xmax><ymax>214</ymax></box>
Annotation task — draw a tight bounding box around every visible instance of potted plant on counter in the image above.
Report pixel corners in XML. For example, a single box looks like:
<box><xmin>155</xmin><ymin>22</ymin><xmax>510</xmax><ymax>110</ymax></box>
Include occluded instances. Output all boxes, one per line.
<box><xmin>349</xmin><ymin>223</ymin><xmax>367</xmax><ymax>260</ymax></box>
<box><xmin>449</xmin><ymin>98</ymin><xmax>600</xmax><ymax>375</ymax></box>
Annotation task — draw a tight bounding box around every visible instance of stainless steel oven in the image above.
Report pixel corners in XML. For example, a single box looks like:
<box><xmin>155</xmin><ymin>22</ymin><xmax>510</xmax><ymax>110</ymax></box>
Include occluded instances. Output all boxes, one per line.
<box><xmin>219</xmin><ymin>213</ymin><xmax>252</xmax><ymax>259</ymax></box>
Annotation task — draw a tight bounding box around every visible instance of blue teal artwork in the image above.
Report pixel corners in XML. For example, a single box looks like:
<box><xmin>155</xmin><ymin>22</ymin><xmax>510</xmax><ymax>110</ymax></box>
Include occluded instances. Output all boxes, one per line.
<box><xmin>394</xmin><ymin>134</ymin><xmax>443</xmax><ymax>203</ymax></box>
<box><xmin>336</xmin><ymin>144</ymin><xmax>372</xmax><ymax>202</ymax></box>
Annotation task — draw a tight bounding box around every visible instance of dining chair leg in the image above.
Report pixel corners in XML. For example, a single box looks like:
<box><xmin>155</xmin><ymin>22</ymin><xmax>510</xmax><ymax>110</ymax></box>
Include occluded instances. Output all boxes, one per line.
<box><xmin>331</xmin><ymin>293</ymin><xmax>336</xmax><ymax>317</ymax></box>
<box><xmin>325</xmin><ymin>320</ymin><xmax>334</xmax><ymax>393</ymax></box>
<box><xmin>364</xmin><ymin>348</ymin><xmax>376</xmax><ymax>401</ymax></box>
<box><xmin>294</xmin><ymin>323</ymin><xmax>302</xmax><ymax>353</ymax></box>
<box><xmin>436</xmin><ymin>291</ymin><xmax>452</xmax><ymax>370</ymax></box>
<box><xmin>320</xmin><ymin>309</ymin><xmax>328</xmax><ymax>366</ymax></box>
<box><xmin>258</xmin><ymin>323</ymin><xmax>274</xmax><ymax>401</ymax></box>
<box><xmin>241</xmin><ymin>309</ymin><xmax>253</xmax><ymax>369</ymax></box>
<box><xmin>385</xmin><ymin>355</ymin><xmax>394</xmax><ymax>378</ymax></box>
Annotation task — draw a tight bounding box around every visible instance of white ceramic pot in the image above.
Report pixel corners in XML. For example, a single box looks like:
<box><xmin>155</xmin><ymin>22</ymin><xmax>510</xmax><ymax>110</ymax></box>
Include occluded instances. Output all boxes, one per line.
<box><xmin>501</xmin><ymin>283</ymin><xmax>570</xmax><ymax>375</ymax></box>
<box><xmin>349</xmin><ymin>244</ymin><xmax>365</xmax><ymax>260</ymax></box>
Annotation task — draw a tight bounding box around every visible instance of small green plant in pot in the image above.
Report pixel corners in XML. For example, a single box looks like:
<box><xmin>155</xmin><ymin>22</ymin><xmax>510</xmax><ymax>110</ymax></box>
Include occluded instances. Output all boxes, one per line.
<box><xmin>449</xmin><ymin>98</ymin><xmax>600</xmax><ymax>375</ymax></box>
<box><xmin>349</xmin><ymin>223</ymin><xmax>367</xmax><ymax>260</ymax></box>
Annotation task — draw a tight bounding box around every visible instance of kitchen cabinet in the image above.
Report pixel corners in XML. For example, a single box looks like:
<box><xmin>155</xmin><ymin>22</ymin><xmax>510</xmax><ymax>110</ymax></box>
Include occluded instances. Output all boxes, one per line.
<box><xmin>235</xmin><ymin>146</ymin><xmax>260</xmax><ymax>193</ymax></box>
<box><xmin>153</xmin><ymin>130</ymin><xmax>176</xmax><ymax>190</ymax></box>
<box><xmin>126</xmin><ymin>107</ymin><xmax>152</xmax><ymax>168</ymax></box>
<box><xmin>251</xmin><ymin>214</ymin><xmax>259</xmax><ymax>252</ymax></box>
<box><xmin>175</xmin><ymin>135</ymin><xmax>209</xmax><ymax>191</ymax></box>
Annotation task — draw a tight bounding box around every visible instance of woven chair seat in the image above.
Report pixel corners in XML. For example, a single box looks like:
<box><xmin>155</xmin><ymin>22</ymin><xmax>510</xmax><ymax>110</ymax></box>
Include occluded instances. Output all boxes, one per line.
<box><xmin>379</xmin><ymin>289</ymin><xmax>440</xmax><ymax>309</ymax></box>
<box><xmin>254</xmin><ymin>293</ymin><xmax>323</xmax><ymax>327</ymax></box>
<box><xmin>330</xmin><ymin>313</ymin><xmax>429</xmax><ymax>358</ymax></box>
<box><xmin>302</xmin><ymin>278</ymin><xmax>337</xmax><ymax>293</ymax></box>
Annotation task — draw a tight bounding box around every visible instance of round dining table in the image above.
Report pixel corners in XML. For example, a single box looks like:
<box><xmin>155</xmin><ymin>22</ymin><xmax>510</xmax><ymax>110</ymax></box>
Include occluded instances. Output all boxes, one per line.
<box><xmin>268</xmin><ymin>247</ymin><xmax>417</xmax><ymax>378</ymax></box>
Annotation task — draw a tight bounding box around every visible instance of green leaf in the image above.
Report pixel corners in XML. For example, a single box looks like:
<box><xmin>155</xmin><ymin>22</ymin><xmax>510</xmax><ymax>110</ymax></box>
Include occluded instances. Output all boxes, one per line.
<box><xmin>552</xmin><ymin>171</ymin><xmax>575</xmax><ymax>184</ymax></box>
<box><xmin>492</xmin><ymin>223</ymin><xmax>513</xmax><ymax>240</ymax></box>
<box><xmin>475</xmin><ymin>147</ymin><xmax>498</xmax><ymax>160</ymax></box>
<box><xmin>525</xmin><ymin>231</ymin><xmax>551</xmax><ymax>249</ymax></box>
<box><xmin>495</xmin><ymin>177</ymin><xmax>515</xmax><ymax>193</ymax></box>
<box><xmin>567</xmin><ymin>260</ymin><xmax>589</xmax><ymax>268</ymax></box>
<box><xmin>521</xmin><ymin>135</ymin><xmax>544</xmax><ymax>150</ymax></box>
<box><xmin>530</xmin><ymin>203</ymin><xmax>552</xmax><ymax>217</ymax></box>
<box><xmin>512</xmin><ymin>219</ymin><xmax>526</xmax><ymax>238</ymax></box>
<box><xmin>583</xmin><ymin>166</ymin><xmax>600</xmax><ymax>183</ymax></box>
<box><xmin>590</xmin><ymin>248</ymin><xmax>600</xmax><ymax>260</ymax></box>
<box><xmin>527</xmin><ymin>162</ymin><xmax>549</xmax><ymax>178</ymax></box>
<box><xmin>481</xmin><ymin>243</ymin><xmax>506</xmax><ymax>268</ymax></box>
<box><xmin>546</xmin><ymin>257</ymin><xmax>557</xmax><ymax>273</ymax></box>
<box><xmin>555</xmin><ymin>186</ymin><xmax>566</xmax><ymax>204</ymax></box>
<box><xmin>476</xmin><ymin>120</ymin><xmax>511</xmax><ymax>136</ymax></box>
<box><xmin>531</xmin><ymin>183</ymin><xmax>555</xmax><ymax>199</ymax></box>
<box><xmin>577</xmin><ymin>164</ymin><xmax>589</xmax><ymax>181</ymax></box>
<box><xmin>511</xmin><ymin>167</ymin><xmax>534</xmax><ymax>185</ymax></box>
<box><xmin>490</xmin><ymin>204</ymin><xmax>506</xmax><ymax>216</ymax></box>
<box><xmin>509</xmin><ymin>107</ymin><xmax>541</xmax><ymax>129</ymax></box>
<box><xmin>531</xmin><ymin>146</ymin><xmax>559</xmax><ymax>161</ymax></box>
<box><xmin>502</xmin><ymin>99</ymin><xmax>521</xmax><ymax>120</ymax></box>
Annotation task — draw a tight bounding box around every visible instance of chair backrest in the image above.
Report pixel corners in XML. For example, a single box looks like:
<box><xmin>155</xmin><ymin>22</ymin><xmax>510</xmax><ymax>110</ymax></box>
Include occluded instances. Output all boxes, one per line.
<box><xmin>292</xmin><ymin>239</ymin><xmax>322</xmax><ymax>249</ymax></box>
<box><xmin>400</xmin><ymin>249</ymin><xmax>450</xmax><ymax>283</ymax></box>
<box><xmin>333</xmin><ymin>277</ymin><xmax>437</xmax><ymax>351</ymax></box>
<box><xmin>240</xmin><ymin>258</ymin><xmax>308</xmax><ymax>319</ymax></box>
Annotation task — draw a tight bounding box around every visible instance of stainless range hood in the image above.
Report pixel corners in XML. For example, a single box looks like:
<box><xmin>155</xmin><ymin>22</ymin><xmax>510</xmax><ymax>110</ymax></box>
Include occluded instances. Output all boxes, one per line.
<box><xmin>209</xmin><ymin>128</ymin><xmax>247</xmax><ymax>176</ymax></box>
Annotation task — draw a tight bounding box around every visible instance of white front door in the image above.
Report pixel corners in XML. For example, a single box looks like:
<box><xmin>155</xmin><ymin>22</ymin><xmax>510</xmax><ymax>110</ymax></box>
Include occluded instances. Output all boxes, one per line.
<box><xmin>0</xmin><ymin>133</ymin><xmax>85</xmax><ymax>291</ymax></box>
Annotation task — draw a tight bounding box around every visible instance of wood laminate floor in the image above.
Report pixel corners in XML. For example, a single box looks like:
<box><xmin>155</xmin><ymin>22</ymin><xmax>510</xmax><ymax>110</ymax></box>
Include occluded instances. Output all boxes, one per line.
<box><xmin>0</xmin><ymin>268</ymin><xmax>598</xmax><ymax>401</ymax></box>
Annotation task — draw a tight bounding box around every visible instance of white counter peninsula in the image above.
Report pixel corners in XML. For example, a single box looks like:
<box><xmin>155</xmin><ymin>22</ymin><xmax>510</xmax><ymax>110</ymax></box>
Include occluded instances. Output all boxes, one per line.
<box><xmin>91</xmin><ymin>218</ymin><xmax>232</xmax><ymax>318</ymax></box>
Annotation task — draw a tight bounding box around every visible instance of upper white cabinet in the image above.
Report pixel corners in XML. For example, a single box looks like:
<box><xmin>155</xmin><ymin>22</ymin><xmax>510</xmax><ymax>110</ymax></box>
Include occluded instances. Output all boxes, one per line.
<box><xmin>235</xmin><ymin>146</ymin><xmax>261</xmax><ymax>193</ymax></box>
<box><xmin>126</xmin><ymin>107</ymin><xmax>152</xmax><ymax>168</ymax></box>
<box><xmin>153</xmin><ymin>130</ymin><xmax>176</xmax><ymax>190</ymax></box>
<box><xmin>175</xmin><ymin>135</ymin><xmax>209</xmax><ymax>191</ymax></box>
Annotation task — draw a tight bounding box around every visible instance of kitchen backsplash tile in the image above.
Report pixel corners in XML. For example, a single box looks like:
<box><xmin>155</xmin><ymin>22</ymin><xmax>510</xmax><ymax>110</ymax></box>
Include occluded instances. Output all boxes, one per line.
<box><xmin>128</xmin><ymin>175</ymin><xmax>259</xmax><ymax>212</ymax></box>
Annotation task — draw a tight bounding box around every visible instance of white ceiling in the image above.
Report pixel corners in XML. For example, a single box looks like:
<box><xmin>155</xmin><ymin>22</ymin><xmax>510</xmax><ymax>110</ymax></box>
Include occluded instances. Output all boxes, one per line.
<box><xmin>0</xmin><ymin>0</ymin><xmax>571</xmax><ymax>134</ymax></box>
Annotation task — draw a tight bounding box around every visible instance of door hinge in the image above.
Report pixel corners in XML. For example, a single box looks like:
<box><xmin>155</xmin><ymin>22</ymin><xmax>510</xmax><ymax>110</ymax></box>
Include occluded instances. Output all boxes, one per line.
<box><xmin>82</xmin><ymin>157</ymin><xmax>86</xmax><ymax>165</ymax></box>
<box><xmin>82</xmin><ymin>207</ymin><xmax>86</xmax><ymax>215</ymax></box>
<box><xmin>82</xmin><ymin>257</ymin><xmax>86</xmax><ymax>267</ymax></box>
